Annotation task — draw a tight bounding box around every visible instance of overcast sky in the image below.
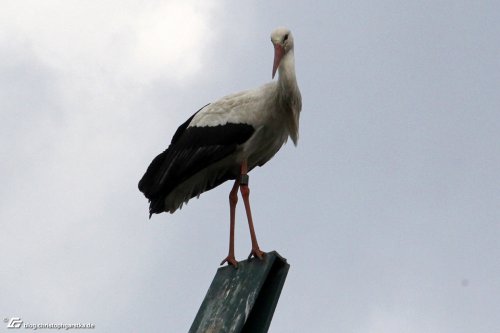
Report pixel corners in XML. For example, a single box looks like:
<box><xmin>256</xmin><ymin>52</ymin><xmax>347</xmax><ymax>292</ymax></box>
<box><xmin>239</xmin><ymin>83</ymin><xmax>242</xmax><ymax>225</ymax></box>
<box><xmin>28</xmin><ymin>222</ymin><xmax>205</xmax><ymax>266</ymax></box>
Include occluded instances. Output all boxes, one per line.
<box><xmin>1</xmin><ymin>1</ymin><xmax>499</xmax><ymax>332</ymax></box>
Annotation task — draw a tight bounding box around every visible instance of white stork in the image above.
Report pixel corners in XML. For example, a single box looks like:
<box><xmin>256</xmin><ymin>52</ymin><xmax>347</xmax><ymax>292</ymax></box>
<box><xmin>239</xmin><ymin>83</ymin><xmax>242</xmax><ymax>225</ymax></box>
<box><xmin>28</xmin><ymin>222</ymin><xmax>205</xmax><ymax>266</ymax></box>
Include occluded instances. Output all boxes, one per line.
<box><xmin>138</xmin><ymin>27</ymin><xmax>301</xmax><ymax>267</ymax></box>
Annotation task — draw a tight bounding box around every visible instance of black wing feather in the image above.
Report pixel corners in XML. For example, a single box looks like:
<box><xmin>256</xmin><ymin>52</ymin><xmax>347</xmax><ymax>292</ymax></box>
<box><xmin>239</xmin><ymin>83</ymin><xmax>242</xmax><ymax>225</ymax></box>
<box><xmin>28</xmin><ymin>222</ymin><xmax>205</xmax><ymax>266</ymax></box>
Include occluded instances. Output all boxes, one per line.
<box><xmin>138</xmin><ymin>105</ymin><xmax>207</xmax><ymax>196</ymax></box>
<box><xmin>138</xmin><ymin>109</ymin><xmax>255</xmax><ymax>216</ymax></box>
<box><xmin>170</xmin><ymin>104</ymin><xmax>208</xmax><ymax>145</ymax></box>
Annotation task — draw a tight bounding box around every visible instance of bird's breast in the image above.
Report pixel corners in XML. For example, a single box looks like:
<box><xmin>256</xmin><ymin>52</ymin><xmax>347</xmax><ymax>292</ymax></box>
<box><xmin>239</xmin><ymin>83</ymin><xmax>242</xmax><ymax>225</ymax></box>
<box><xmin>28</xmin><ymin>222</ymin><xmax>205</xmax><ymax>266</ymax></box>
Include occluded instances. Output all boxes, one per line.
<box><xmin>242</xmin><ymin>120</ymin><xmax>290</xmax><ymax>169</ymax></box>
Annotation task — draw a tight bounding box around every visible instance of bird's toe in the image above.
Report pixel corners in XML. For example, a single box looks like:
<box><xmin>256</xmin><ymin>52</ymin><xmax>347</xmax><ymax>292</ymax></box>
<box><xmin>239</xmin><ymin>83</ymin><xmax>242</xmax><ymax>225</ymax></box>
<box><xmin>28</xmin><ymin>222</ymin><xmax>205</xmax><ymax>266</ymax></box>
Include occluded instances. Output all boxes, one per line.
<box><xmin>248</xmin><ymin>248</ymin><xmax>265</xmax><ymax>260</ymax></box>
<box><xmin>220</xmin><ymin>255</ymin><xmax>238</xmax><ymax>268</ymax></box>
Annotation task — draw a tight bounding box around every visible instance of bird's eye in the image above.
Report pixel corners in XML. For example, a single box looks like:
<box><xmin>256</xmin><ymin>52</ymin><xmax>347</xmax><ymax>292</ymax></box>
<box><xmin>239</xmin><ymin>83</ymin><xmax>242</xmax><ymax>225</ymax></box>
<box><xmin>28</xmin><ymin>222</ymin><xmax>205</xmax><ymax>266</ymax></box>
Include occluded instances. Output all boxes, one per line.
<box><xmin>283</xmin><ymin>34</ymin><xmax>289</xmax><ymax>42</ymax></box>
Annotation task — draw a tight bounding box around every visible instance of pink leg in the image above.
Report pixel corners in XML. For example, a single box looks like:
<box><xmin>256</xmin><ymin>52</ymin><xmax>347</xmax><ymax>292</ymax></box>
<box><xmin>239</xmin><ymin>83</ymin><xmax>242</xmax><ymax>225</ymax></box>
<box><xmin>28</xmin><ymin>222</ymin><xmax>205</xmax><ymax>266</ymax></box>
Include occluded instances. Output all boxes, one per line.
<box><xmin>240</xmin><ymin>160</ymin><xmax>265</xmax><ymax>260</ymax></box>
<box><xmin>220</xmin><ymin>179</ymin><xmax>239</xmax><ymax>268</ymax></box>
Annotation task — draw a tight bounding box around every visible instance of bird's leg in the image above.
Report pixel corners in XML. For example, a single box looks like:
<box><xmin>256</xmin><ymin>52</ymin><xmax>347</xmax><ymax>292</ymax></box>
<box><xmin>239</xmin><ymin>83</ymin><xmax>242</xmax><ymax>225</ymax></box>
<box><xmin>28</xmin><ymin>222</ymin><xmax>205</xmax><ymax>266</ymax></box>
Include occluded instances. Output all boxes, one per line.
<box><xmin>220</xmin><ymin>179</ymin><xmax>240</xmax><ymax>268</ymax></box>
<box><xmin>240</xmin><ymin>160</ymin><xmax>265</xmax><ymax>260</ymax></box>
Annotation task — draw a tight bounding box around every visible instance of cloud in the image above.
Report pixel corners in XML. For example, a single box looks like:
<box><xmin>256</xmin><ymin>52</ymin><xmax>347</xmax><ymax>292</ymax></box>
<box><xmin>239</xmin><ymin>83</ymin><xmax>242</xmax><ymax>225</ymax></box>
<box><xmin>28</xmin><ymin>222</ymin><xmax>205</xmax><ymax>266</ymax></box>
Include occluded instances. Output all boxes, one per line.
<box><xmin>0</xmin><ymin>0</ymin><xmax>224</xmax><ymax>223</ymax></box>
<box><xmin>0</xmin><ymin>0</ymin><xmax>218</xmax><ymax>84</ymax></box>
<box><xmin>0</xmin><ymin>0</ymin><xmax>225</xmax><ymax>326</ymax></box>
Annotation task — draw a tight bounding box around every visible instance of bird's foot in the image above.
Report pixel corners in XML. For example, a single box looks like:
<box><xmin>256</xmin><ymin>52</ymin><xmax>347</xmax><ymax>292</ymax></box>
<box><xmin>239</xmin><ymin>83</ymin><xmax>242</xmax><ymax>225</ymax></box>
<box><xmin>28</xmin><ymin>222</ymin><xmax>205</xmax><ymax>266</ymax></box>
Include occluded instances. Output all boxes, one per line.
<box><xmin>248</xmin><ymin>247</ymin><xmax>265</xmax><ymax>260</ymax></box>
<box><xmin>220</xmin><ymin>255</ymin><xmax>238</xmax><ymax>268</ymax></box>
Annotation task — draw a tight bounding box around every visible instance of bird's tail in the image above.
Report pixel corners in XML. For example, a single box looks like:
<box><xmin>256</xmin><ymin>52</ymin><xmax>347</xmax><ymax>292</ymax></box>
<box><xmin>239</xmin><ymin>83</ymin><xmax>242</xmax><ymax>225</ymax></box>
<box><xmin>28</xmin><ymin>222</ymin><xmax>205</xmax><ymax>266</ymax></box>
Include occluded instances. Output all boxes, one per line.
<box><xmin>138</xmin><ymin>148</ymin><xmax>171</xmax><ymax>217</ymax></box>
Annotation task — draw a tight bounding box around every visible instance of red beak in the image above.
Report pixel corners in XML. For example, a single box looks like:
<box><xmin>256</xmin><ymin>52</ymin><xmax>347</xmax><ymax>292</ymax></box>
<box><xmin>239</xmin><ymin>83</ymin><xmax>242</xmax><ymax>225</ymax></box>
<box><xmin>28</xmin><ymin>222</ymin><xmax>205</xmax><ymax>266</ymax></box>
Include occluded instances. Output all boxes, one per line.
<box><xmin>272</xmin><ymin>43</ymin><xmax>284</xmax><ymax>79</ymax></box>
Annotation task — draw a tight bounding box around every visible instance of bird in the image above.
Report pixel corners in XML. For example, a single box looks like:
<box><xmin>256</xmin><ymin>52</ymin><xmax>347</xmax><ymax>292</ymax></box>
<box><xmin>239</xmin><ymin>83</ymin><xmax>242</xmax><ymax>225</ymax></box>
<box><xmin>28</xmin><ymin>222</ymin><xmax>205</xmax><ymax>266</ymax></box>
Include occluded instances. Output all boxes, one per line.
<box><xmin>138</xmin><ymin>27</ymin><xmax>301</xmax><ymax>268</ymax></box>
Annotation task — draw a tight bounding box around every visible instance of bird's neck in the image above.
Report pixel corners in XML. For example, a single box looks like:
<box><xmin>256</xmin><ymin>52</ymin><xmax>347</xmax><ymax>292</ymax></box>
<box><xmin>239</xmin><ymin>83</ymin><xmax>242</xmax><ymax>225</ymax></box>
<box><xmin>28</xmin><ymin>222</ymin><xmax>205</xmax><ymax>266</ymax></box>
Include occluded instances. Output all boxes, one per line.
<box><xmin>276</xmin><ymin>49</ymin><xmax>301</xmax><ymax>146</ymax></box>
<box><xmin>277</xmin><ymin>50</ymin><xmax>299</xmax><ymax>97</ymax></box>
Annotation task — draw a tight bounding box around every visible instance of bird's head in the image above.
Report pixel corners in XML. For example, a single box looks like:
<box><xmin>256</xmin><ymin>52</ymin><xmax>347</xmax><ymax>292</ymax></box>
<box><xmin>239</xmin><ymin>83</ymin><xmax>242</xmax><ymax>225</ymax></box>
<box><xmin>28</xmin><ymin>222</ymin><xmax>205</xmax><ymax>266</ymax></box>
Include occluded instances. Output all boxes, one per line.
<box><xmin>271</xmin><ymin>27</ymin><xmax>294</xmax><ymax>79</ymax></box>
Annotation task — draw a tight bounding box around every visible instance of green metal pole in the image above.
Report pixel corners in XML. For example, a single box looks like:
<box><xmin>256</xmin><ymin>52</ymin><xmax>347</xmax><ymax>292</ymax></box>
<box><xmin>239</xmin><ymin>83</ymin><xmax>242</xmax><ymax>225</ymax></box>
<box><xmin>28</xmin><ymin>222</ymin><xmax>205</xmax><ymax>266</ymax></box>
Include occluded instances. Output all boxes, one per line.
<box><xmin>190</xmin><ymin>251</ymin><xmax>290</xmax><ymax>333</ymax></box>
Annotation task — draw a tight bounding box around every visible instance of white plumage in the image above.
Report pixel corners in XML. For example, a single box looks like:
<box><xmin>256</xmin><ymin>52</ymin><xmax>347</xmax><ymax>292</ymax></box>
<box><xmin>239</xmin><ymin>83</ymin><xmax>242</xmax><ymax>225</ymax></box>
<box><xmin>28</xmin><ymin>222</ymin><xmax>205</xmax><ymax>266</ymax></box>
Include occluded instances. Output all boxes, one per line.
<box><xmin>139</xmin><ymin>27</ymin><xmax>301</xmax><ymax>266</ymax></box>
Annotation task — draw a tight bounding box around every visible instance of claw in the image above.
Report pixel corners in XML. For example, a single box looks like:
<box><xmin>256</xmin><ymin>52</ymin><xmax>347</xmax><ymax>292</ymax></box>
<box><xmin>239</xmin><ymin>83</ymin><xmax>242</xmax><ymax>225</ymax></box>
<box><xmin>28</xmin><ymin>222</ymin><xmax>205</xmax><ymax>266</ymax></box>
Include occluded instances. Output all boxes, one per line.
<box><xmin>220</xmin><ymin>255</ymin><xmax>238</xmax><ymax>268</ymax></box>
<box><xmin>248</xmin><ymin>248</ymin><xmax>265</xmax><ymax>260</ymax></box>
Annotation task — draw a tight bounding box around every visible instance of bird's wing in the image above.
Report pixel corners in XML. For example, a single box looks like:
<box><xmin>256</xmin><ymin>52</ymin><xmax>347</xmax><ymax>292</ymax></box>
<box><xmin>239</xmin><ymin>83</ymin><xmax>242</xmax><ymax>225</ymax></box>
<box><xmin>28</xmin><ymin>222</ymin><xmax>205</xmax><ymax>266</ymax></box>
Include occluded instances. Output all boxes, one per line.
<box><xmin>189</xmin><ymin>83</ymin><xmax>275</xmax><ymax>128</ymax></box>
<box><xmin>138</xmin><ymin>107</ymin><xmax>255</xmax><ymax>215</ymax></box>
<box><xmin>138</xmin><ymin>105</ymin><xmax>207</xmax><ymax>198</ymax></box>
<box><xmin>170</xmin><ymin>104</ymin><xmax>208</xmax><ymax>144</ymax></box>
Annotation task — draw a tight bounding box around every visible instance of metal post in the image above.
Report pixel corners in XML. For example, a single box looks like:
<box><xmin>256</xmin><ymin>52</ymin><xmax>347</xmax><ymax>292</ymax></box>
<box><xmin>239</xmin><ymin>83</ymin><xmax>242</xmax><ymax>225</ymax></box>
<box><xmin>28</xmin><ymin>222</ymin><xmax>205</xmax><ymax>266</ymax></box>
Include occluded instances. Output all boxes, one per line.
<box><xmin>190</xmin><ymin>251</ymin><xmax>290</xmax><ymax>333</ymax></box>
